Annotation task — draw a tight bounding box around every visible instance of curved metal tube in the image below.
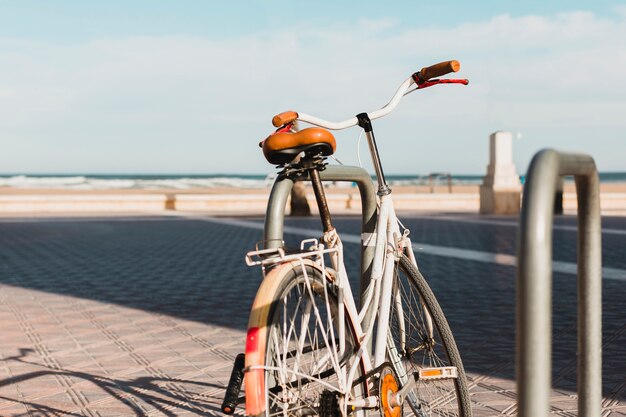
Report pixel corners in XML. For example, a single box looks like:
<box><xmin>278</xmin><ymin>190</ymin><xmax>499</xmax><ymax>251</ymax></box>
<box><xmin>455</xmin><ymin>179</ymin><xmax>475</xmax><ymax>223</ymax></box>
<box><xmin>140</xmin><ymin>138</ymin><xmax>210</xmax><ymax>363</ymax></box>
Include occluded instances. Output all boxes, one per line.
<box><xmin>516</xmin><ymin>148</ymin><xmax>601</xmax><ymax>417</ymax></box>
<box><xmin>264</xmin><ymin>165</ymin><xmax>377</xmax><ymax>302</ymax></box>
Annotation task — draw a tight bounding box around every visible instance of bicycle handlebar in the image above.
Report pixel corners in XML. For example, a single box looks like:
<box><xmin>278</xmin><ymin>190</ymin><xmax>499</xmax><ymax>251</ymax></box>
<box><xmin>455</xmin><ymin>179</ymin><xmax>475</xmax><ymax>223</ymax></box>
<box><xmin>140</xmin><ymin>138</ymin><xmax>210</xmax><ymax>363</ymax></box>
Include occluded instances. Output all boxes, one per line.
<box><xmin>272</xmin><ymin>111</ymin><xmax>299</xmax><ymax>128</ymax></box>
<box><xmin>297</xmin><ymin>77</ymin><xmax>414</xmax><ymax>130</ymax></box>
<box><xmin>414</xmin><ymin>60</ymin><xmax>460</xmax><ymax>83</ymax></box>
<box><xmin>291</xmin><ymin>60</ymin><xmax>464</xmax><ymax>131</ymax></box>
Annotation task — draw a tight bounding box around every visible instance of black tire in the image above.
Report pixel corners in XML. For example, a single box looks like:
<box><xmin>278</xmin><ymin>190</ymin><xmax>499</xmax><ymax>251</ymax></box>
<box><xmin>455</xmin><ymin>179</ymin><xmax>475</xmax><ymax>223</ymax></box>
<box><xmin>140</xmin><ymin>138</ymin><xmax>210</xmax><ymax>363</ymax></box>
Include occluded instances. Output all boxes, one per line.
<box><xmin>388</xmin><ymin>255</ymin><xmax>472</xmax><ymax>417</ymax></box>
<box><xmin>253</xmin><ymin>260</ymin><xmax>368</xmax><ymax>417</ymax></box>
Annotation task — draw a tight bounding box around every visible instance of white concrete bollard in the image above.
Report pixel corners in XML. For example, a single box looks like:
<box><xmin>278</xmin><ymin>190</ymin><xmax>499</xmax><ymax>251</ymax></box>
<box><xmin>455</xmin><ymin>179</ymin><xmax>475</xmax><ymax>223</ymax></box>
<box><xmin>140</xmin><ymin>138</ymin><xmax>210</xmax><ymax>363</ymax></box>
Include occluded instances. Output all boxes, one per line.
<box><xmin>480</xmin><ymin>131</ymin><xmax>522</xmax><ymax>214</ymax></box>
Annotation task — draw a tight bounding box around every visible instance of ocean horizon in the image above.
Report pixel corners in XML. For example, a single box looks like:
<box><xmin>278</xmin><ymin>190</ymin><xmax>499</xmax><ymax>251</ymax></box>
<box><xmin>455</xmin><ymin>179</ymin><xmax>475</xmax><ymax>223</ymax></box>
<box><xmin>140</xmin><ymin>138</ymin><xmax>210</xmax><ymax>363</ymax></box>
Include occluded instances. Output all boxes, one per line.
<box><xmin>1</xmin><ymin>172</ymin><xmax>625</xmax><ymax>190</ymax></box>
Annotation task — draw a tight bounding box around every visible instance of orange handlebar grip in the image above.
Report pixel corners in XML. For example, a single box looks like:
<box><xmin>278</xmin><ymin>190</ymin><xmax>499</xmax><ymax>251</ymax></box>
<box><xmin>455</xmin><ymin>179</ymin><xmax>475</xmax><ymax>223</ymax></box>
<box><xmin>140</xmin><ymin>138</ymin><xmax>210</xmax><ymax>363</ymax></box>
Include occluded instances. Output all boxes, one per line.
<box><xmin>417</xmin><ymin>60</ymin><xmax>461</xmax><ymax>82</ymax></box>
<box><xmin>272</xmin><ymin>111</ymin><xmax>299</xmax><ymax>127</ymax></box>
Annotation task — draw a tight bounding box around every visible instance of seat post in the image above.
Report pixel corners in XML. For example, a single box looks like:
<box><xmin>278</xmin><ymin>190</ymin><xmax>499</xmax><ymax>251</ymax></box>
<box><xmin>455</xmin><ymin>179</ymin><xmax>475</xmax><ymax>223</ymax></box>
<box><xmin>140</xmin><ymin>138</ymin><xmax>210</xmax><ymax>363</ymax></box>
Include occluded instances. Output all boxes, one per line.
<box><xmin>307</xmin><ymin>165</ymin><xmax>334</xmax><ymax>234</ymax></box>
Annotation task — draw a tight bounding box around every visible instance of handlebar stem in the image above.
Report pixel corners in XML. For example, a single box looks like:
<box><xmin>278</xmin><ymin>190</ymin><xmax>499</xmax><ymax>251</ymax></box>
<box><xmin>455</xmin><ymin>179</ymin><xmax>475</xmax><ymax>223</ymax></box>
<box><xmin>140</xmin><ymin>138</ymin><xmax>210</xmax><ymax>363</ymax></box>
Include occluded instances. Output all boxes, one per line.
<box><xmin>357</xmin><ymin>113</ymin><xmax>391</xmax><ymax>196</ymax></box>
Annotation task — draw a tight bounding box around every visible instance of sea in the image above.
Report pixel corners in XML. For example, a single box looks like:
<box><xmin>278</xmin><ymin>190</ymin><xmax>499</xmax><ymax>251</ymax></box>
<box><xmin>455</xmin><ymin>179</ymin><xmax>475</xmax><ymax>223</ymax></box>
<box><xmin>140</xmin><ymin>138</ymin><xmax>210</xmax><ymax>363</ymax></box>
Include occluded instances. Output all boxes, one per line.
<box><xmin>0</xmin><ymin>172</ymin><xmax>625</xmax><ymax>190</ymax></box>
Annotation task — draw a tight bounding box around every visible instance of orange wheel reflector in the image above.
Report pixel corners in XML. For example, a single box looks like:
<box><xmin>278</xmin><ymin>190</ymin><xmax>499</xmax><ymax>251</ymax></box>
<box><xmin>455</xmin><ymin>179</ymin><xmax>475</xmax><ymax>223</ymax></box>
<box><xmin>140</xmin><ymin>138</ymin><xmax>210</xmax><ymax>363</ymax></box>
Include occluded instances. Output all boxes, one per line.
<box><xmin>381</xmin><ymin>373</ymin><xmax>401</xmax><ymax>417</ymax></box>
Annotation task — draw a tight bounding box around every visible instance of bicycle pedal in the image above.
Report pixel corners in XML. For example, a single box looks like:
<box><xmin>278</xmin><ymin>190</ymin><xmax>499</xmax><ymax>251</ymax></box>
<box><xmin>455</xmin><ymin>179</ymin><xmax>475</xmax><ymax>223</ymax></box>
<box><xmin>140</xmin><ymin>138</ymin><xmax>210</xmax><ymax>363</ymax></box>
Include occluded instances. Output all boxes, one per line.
<box><xmin>415</xmin><ymin>366</ymin><xmax>457</xmax><ymax>381</ymax></box>
<box><xmin>221</xmin><ymin>353</ymin><xmax>246</xmax><ymax>414</ymax></box>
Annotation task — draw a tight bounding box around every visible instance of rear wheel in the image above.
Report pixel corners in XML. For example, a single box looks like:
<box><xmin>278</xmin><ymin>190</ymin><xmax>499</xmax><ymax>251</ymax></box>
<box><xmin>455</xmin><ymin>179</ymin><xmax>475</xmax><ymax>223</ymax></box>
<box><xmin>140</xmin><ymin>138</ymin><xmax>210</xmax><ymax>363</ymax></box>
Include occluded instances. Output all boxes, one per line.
<box><xmin>387</xmin><ymin>255</ymin><xmax>472</xmax><ymax>417</ymax></box>
<box><xmin>245</xmin><ymin>260</ymin><xmax>367</xmax><ymax>417</ymax></box>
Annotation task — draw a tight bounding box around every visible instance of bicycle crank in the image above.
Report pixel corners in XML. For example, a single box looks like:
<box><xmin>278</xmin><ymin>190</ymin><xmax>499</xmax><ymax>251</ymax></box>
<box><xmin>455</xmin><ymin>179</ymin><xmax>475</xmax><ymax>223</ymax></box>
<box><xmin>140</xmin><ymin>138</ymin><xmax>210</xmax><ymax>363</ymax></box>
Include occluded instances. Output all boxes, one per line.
<box><xmin>388</xmin><ymin>366</ymin><xmax>458</xmax><ymax>410</ymax></box>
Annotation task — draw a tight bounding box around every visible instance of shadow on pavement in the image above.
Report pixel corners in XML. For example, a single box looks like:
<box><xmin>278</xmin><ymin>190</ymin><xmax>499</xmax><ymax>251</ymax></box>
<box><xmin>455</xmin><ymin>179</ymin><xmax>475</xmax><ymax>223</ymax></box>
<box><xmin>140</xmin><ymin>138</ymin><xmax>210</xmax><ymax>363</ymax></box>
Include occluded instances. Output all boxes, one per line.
<box><xmin>0</xmin><ymin>348</ymin><xmax>228</xmax><ymax>416</ymax></box>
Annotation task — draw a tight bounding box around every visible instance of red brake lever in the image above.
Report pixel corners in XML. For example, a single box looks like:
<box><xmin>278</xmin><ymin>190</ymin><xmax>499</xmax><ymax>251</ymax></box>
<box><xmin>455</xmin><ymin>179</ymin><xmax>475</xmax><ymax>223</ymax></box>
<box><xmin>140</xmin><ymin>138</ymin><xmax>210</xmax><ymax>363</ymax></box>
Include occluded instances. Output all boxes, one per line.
<box><xmin>416</xmin><ymin>78</ymin><xmax>469</xmax><ymax>89</ymax></box>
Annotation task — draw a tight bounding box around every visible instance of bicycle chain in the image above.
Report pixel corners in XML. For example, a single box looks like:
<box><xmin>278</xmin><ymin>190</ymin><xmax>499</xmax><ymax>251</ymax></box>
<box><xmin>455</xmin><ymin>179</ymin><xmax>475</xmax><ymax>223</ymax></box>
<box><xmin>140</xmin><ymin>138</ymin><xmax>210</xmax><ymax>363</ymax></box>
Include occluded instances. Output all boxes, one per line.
<box><xmin>351</xmin><ymin>360</ymin><xmax>395</xmax><ymax>389</ymax></box>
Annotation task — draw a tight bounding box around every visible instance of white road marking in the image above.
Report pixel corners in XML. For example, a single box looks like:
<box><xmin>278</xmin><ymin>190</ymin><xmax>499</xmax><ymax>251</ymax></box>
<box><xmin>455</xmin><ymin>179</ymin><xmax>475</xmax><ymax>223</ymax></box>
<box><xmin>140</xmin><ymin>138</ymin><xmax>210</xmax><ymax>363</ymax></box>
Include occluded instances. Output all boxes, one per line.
<box><xmin>407</xmin><ymin>214</ymin><xmax>626</xmax><ymax>236</ymax></box>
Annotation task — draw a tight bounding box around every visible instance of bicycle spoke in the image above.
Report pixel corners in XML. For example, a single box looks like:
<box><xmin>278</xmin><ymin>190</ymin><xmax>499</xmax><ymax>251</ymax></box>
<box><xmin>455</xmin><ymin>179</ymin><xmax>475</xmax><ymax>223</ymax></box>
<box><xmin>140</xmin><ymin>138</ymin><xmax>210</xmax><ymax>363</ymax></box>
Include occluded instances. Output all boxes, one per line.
<box><xmin>259</xmin><ymin>264</ymin><xmax>365</xmax><ymax>417</ymax></box>
<box><xmin>388</xmin><ymin>257</ymin><xmax>469</xmax><ymax>417</ymax></box>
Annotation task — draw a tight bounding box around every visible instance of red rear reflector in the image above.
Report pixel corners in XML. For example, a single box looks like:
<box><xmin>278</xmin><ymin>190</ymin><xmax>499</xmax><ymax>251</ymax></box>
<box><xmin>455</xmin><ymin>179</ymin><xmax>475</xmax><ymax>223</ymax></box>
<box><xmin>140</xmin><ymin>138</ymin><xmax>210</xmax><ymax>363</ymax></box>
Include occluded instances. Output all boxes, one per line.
<box><xmin>246</xmin><ymin>327</ymin><xmax>260</xmax><ymax>354</ymax></box>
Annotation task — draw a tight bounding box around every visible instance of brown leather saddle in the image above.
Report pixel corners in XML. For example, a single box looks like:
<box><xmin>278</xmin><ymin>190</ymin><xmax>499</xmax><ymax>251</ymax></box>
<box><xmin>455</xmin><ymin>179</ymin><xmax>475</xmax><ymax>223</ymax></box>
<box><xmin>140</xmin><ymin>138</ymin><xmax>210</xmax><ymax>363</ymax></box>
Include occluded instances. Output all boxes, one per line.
<box><xmin>260</xmin><ymin>111</ymin><xmax>336</xmax><ymax>165</ymax></box>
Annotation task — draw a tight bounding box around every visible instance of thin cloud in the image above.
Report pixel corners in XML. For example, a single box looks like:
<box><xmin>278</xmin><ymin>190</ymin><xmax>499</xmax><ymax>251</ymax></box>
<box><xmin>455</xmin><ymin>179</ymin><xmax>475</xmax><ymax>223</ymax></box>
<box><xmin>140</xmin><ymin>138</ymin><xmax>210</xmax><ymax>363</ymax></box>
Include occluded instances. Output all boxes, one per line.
<box><xmin>357</xmin><ymin>17</ymin><xmax>399</xmax><ymax>32</ymax></box>
<box><xmin>0</xmin><ymin>10</ymin><xmax>624</xmax><ymax>173</ymax></box>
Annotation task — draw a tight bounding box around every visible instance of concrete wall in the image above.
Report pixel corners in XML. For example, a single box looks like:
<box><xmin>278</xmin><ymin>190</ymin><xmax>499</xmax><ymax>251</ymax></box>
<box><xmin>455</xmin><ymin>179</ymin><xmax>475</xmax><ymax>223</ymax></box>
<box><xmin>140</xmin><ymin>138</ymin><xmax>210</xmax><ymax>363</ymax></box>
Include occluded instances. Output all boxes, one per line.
<box><xmin>0</xmin><ymin>194</ymin><xmax>167</xmax><ymax>213</ymax></box>
<box><xmin>1</xmin><ymin>191</ymin><xmax>624</xmax><ymax>216</ymax></box>
<box><xmin>0</xmin><ymin>192</ymin><xmax>479</xmax><ymax>215</ymax></box>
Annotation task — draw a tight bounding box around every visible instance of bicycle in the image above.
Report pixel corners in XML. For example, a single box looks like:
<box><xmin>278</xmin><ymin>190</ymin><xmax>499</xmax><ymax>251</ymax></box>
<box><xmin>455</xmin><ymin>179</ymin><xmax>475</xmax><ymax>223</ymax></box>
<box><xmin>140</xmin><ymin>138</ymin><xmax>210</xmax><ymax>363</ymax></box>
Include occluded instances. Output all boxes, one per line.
<box><xmin>222</xmin><ymin>60</ymin><xmax>471</xmax><ymax>417</ymax></box>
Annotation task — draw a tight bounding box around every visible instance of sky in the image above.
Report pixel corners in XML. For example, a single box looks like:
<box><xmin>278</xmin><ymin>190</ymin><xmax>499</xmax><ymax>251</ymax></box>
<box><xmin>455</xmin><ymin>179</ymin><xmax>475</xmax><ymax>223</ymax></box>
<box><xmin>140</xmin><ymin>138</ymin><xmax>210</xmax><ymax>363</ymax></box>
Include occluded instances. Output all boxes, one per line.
<box><xmin>1</xmin><ymin>0</ymin><xmax>625</xmax><ymax>175</ymax></box>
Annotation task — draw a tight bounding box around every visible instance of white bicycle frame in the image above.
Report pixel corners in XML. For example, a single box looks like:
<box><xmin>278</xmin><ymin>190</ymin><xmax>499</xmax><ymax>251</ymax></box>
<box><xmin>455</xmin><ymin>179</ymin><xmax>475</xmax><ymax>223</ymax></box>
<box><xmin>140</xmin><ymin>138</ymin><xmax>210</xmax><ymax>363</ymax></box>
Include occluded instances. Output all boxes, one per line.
<box><xmin>246</xmin><ymin>192</ymin><xmax>425</xmax><ymax>411</ymax></box>
<box><xmin>292</xmin><ymin>73</ymin><xmax>427</xmax><ymax>373</ymax></box>
<box><xmin>326</xmin><ymin>193</ymin><xmax>424</xmax><ymax>400</ymax></box>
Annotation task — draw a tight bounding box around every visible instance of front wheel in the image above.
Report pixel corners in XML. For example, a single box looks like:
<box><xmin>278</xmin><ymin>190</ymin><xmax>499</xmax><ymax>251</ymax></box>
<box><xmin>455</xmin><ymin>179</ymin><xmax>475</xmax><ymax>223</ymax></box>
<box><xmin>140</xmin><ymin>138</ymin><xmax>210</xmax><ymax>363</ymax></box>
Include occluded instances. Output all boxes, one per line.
<box><xmin>387</xmin><ymin>255</ymin><xmax>472</xmax><ymax>417</ymax></box>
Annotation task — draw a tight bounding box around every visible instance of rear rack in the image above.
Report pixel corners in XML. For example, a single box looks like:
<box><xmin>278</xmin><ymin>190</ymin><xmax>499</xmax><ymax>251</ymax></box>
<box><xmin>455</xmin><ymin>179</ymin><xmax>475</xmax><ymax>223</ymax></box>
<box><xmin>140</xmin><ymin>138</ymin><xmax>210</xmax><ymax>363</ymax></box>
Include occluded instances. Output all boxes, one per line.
<box><xmin>245</xmin><ymin>238</ymin><xmax>339</xmax><ymax>268</ymax></box>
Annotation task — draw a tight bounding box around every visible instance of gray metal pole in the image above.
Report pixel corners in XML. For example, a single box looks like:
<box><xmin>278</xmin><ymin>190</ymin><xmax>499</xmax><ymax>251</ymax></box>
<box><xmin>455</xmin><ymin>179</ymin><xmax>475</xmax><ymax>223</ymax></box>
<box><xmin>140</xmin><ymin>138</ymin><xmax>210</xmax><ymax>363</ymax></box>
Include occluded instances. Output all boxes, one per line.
<box><xmin>516</xmin><ymin>149</ymin><xmax>602</xmax><ymax>417</ymax></box>
<box><xmin>574</xmin><ymin>169</ymin><xmax>602</xmax><ymax>417</ymax></box>
<box><xmin>517</xmin><ymin>149</ymin><xmax>558</xmax><ymax>417</ymax></box>
<box><xmin>263</xmin><ymin>165</ymin><xmax>378</xmax><ymax>304</ymax></box>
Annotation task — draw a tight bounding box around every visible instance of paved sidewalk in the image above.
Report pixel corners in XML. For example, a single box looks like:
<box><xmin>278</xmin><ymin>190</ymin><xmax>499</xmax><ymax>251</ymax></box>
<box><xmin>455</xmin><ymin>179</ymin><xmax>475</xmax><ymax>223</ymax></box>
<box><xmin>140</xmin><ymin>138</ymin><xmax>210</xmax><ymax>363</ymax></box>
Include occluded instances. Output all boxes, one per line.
<box><xmin>0</xmin><ymin>214</ymin><xmax>624</xmax><ymax>416</ymax></box>
<box><xmin>0</xmin><ymin>286</ymin><xmax>244</xmax><ymax>416</ymax></box>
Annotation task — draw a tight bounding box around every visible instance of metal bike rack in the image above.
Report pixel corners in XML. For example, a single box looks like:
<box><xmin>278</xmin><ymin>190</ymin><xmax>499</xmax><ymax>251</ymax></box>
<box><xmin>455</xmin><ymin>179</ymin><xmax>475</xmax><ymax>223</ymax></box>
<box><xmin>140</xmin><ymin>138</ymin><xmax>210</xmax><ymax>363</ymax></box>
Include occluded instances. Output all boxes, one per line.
<box><xmin>516</xmin><ymin>149</ymin><xmax>602</xmax><ymax>417</ymax></box>
<box><xmin>264</xmin><ymin>165</ymin><xmax>378</xmax><ymax>300</ymax></box>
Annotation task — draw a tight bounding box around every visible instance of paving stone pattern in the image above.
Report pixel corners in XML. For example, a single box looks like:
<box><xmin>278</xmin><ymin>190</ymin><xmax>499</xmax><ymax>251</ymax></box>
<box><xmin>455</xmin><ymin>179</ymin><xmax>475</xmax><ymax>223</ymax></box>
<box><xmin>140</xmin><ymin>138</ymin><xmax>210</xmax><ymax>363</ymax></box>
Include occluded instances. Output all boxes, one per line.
<box><xmin>0</xmin><ymin>214</ymin><xmax>624</xmax><ymax>416</ymax></box>
<box><xmin>284</xmin><ymin>215</ymin><xmax>626</xmax><ymax>270</ymax></box>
